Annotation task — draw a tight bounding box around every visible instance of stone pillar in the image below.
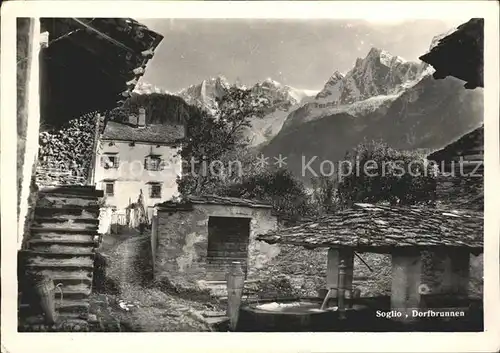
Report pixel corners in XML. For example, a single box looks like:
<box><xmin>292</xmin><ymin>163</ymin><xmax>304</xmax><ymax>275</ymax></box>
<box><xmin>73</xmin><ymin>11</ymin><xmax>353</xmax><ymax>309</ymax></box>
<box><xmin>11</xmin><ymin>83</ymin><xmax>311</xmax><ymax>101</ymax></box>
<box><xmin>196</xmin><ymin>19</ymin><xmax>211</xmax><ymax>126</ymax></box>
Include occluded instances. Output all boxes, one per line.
<box><xmin>390</xmin><ymin>248</ymin><xmax>422</xmax><ymax>320</ymax></box>
<box><xmin>449</xmin><ymin>249</ymin><xmax>470</xmax><ymax>295</ymax></box>
<box><xmin>326</xmin><ymin>247</ymin><xmax>354</xmax><ymax>298</ymax></box>
<box><xmin>421</xmin><ymin>249</ymin><xmax>470</xmax><ymax>296</ymax></box>
<box><xmin>226</xmin><ymin>261</ymin><xmax>245</xmax><ymax>331</ymax></box>
<box><xmin>391</xmin><ymin>248</ymin><xmax>471</xmax><ymax>320</ymax></box>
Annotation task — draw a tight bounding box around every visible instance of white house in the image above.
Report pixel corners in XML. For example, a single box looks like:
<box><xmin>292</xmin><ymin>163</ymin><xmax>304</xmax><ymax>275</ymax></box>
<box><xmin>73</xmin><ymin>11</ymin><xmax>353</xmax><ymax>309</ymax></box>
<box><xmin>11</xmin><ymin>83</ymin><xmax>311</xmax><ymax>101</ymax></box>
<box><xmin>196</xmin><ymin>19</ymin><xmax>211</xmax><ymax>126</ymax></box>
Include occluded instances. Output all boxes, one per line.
<box><xmin>93</xmin><ymin>108</ymin><xmax>184</xmax><ymax>224</ymax></box>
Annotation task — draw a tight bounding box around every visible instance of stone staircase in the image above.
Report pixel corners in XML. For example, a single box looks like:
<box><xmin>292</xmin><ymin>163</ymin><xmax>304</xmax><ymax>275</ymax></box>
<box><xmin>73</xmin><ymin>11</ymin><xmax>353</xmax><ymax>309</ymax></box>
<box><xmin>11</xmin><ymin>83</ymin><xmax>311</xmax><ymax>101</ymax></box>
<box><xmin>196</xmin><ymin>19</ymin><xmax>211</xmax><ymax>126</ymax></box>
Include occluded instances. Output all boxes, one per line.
<box><xmin>18</xmin><ymin>186</ymin><xmax>103</xmax><ymax>331</ymax></box>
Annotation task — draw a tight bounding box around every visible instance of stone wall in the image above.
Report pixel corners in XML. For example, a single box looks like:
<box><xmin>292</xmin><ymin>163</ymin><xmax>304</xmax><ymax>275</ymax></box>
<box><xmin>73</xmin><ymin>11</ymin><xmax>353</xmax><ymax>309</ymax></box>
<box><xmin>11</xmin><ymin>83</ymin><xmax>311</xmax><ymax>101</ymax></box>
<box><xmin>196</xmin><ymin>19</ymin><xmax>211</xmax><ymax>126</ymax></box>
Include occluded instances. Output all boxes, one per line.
<box><xmin>249</xmin><ymin>246</ymin><xmax>392</xmax><ymax>298</ymax></box>
<box><xmin>16</xmin><ymin>18</ymin><xmax>41</xmax><ymax>249</ymax></box>
<box><xmin>155</xmin><ymin>204</ymin><xmax>482</xmax><ymax>299</ymax></box>
<box><xmin>435</xmin><ymin>174</ymin><xmax>483</xmax><ymax>210</ymax></box>
<box><xmin>154</xmin><ymin>204</ymin><xmax>277</xmax><ymax>288</ymax></box>
<box><xmin>154</xmin><ymin>204</ymin><xmax>395</xmax><ymax>297</ymax></box>
<box><xmin>469</xmin><ymin>253</ymin><xmax>483</xmax><ymax>298</ymax></box>
<box><xmin>17</xmin><ymin>18</ymin><xmax>32</xmax><ymax>212</ymax></box>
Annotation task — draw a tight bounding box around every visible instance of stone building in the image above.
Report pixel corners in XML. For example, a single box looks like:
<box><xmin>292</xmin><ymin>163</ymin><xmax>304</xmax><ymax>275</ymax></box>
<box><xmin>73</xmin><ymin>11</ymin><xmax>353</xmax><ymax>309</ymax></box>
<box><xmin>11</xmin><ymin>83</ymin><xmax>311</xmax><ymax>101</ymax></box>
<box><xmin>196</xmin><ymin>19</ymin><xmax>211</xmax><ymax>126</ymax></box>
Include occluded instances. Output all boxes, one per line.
<box><xmin>94</xmin><ymin>108</ymin><xmax>184</xmax><ymax>219</ymax></box>
<box><xmin>257</xmin><ymin>203</ymin><xmax>483</xmax><ymax>321</ymax></box>
<box><xmin>16</xmin><ymin>17</ymin><xmax>162</xmax><ymax>331</ymax></box>
<box><xmin>419</xmin><ymin>18</ymin><xmax>483</xmax><ymax>89</ymax></box>
<box><xmin>427</xmin><ymin>125</ymin><xmax>483</xmax><ymax>211</ymax></box>
<box><xmin>151</xmin><ymin>195</ymin><xmax>279</xmax><ymax>289</ymax></box>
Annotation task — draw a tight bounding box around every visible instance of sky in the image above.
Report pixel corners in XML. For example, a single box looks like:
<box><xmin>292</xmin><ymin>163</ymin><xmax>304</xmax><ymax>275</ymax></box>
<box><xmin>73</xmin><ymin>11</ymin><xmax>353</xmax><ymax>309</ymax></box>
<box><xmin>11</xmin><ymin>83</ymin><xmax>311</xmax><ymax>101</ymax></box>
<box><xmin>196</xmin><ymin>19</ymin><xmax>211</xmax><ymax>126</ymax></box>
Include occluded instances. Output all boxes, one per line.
<box><xmin>139</xmin><ymin>18</ymin><xmax>469</xmax><ymax>92</ymax></box>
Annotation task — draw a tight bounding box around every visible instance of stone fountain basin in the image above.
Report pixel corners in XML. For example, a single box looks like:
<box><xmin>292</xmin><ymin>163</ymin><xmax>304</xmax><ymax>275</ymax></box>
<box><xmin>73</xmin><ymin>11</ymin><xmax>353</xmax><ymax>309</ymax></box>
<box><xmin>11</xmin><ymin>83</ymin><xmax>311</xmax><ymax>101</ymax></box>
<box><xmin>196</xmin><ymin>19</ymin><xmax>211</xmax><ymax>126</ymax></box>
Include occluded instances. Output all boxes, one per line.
<box><xmin>238</xmin><ymin>298</ymin><xmax>368</xmax><ymax>332</ymax></box>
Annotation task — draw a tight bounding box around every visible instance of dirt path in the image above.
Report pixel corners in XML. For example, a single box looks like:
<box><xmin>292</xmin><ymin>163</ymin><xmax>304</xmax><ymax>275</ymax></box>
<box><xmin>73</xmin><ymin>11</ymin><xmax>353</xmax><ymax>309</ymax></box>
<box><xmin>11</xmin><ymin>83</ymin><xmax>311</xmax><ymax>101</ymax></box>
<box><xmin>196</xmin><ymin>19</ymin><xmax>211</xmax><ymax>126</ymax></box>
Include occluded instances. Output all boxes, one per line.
<box><xmin>91</xmin><ymin>229</ymin><xmax>224</xmax><ymax>332</ymax></box>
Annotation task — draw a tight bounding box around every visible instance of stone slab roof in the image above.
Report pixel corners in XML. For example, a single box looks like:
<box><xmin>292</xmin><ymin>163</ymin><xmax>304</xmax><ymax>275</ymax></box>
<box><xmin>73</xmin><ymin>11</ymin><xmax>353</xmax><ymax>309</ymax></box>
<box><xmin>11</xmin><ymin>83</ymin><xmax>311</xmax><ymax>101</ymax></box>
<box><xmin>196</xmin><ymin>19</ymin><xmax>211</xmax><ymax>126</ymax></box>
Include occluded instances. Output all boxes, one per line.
<box><xmin>156</xmin><ymin>194</ymin><xmax>273</xmax><ymax>211</ymax></box>
<box><xmin>256</xmin><ymin>203</ymin><xmax>483</xmax><ymax>253</ymax></box>
<box><xmin>40</xmin><ymin>18</ymin><xmax>163</xmax><ymax>123</ymax></box>
<box><xmin>101</xmin><ymin>121</ymin><xmax>184</xmax><ymax>144</ymax></box>
<box><xmin>427</xmin><ymin>125</ymin><xmax>484</xmax><ymax>162</ymax></box>
<box><xmin>419</xmin><ymin>18</ymin><xmax>483</xmax><ymax>89</ymax></box>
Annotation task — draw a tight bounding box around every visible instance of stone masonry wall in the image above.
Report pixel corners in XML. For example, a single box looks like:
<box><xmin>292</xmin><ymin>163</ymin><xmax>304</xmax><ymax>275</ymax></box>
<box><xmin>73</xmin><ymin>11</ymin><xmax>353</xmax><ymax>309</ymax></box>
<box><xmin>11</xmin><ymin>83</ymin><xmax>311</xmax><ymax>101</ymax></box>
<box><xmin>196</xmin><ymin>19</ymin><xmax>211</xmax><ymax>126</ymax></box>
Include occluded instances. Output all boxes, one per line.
<box><xmin>250</xmin><ymin>247</ymin><xmax>392</xmax><ymax>298</ymax></box>
<box><xmin>17</xmin><ymin>18</ymin><xmax>32</xmax><ymax>213</ymax></box>
<box><xmin>154</xmin><ymin>203</ymin><xmax>395</xmax><ymax>298</ymax></box>
<box><xmin>154</xmin><ymin>203</ymin><xmax>482</xmax><ymax>299</ymax></box>
<box><xmin>154</xmin><ymin>204</ymin><xmax>278</xmax><ymax>289</ymax></box>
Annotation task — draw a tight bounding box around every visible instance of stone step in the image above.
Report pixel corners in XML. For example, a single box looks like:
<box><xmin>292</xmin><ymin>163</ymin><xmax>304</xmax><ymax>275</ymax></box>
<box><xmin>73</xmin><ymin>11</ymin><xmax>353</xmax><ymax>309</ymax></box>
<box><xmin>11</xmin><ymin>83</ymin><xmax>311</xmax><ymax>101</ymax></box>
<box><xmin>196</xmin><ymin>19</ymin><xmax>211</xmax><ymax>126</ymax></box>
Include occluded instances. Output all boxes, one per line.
<box><xmin>22</xmin><ymin>250</ymin><xmax>95</xmax><ymax>259</ymax></box>
<box><xmin>28</xmin><ymin>244</ymin><xmax>95</xmax><ymax>255</ymax></box>
<box><xmin>28</xmin><ymin>238</ymin><xmax>96</xmax><ymax>246</ymax></box>
<box><xmin>29</xmin><ymin>269</ymin><xmax>93</xmax><ymax>284</ymax></box>
<box><xmin>33</xmin><ymin>217</ymin><xmax>99</xmax><ymax>230</ymax></box>
<box><xmin>39</xmin><ymin>185</ymin><xmax>104</xmax><ymax>198</ymax></box>
<box><xmin>31</xmin><ymin>227</ymin><xmax>98</xmax><ymax>235</ymax></box>
<box><xmin>37</xmin><ymin>195</ymin><xmax>101</xmax><ymax>208</ymax></box>
<box><xmin>25</xmin><ymin>256</ymin><xmax>94</xmax><ymax>269</ymax></box>
<box><xmin>29</xmin><ymin>228</ymin><xmax>99</xmax><ymax>245</ymax></box>
<box><xmin>35</xmin><ymin>206</ymin><xmax>100</xmax><ymax>219</ymax></box>
<box><xmin>54</xmin><ymin>283</ymin><xmax>92</xmax><ymax>297</ymax></box>
<box><xmin>54</xmin><ymin>288</ymin><xmax>92</xmax><ymax>299</ymax></box>
<box><xmin>29</xmin><ymin>233</ymin><xmax>97</xmax><ymax>244</ymax></box>
<box><xmin>56</xmin><ymin>299</ymin><xmax>90</xmax><ymax>313</ymax></box>
<box><xmin>20</xmin><ymin>299</ymin><xmax>90</xmax><ymax>313</ymax></box>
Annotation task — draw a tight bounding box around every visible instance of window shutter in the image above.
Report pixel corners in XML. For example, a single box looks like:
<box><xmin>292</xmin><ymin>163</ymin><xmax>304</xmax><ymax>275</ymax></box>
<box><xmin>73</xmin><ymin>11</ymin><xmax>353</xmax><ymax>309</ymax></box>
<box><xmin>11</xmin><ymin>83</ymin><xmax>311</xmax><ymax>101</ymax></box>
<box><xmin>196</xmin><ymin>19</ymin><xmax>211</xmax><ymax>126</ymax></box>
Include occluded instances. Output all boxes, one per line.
<box><xmin>144</xmin><ymin>157</ymin><xmax>148</xmax><ymax>170</ymax></box>
<box><xmin>115</xmin><ymin>156</ymin><xmax>120</xmax><ymax>168</ymax></box>
<box><xmin>100</xmin><ymin>156</ymin><xmax>106</xmax><ymax>167</ymax></box>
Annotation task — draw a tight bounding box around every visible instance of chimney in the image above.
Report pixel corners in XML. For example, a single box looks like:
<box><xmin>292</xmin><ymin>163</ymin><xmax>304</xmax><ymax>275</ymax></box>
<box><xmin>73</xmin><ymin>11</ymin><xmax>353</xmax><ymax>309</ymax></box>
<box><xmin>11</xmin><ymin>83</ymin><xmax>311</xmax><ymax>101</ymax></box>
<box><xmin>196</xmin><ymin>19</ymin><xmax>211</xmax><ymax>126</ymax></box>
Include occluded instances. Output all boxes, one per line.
<box><xmin>138</xmin><ymin>107</ymin><xmax>146</xmax><ymax>127</ymax></box>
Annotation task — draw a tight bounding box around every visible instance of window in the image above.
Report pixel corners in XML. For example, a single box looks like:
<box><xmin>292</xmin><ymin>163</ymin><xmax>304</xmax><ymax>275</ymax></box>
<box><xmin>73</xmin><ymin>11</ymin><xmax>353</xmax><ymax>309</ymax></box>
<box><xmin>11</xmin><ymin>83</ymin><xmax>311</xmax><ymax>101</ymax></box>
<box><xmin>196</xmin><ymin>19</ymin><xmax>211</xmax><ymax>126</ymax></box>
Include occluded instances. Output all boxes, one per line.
<box><xmin>105</xmin><ymin>182</ymin><xmax>115</xmax><ymax>196</ymax></box>
<box><xmin>150</xmin><ymin>183</ymin><xmax>162</xmax><ymax>199</ymax></box>
<box><xmin>145</xmin><ymin>155</ymin><xmax>163</xmax><ymax>171</ymax></box>
<box><xmin>101</xmin><ymin>153</ymin><xmax>119</xmax><ymax>169</ymax></box>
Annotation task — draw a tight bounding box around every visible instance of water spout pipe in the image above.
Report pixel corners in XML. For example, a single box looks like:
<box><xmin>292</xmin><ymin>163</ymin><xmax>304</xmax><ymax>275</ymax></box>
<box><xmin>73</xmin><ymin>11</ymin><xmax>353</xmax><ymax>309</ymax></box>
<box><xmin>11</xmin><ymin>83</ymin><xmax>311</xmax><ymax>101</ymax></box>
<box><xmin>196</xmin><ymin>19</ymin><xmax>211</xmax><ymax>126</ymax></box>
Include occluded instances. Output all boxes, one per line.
<box><xmin>338</xmin><ymin>259</ymin><xmax>346</xmax><ymax>319</ymax></box>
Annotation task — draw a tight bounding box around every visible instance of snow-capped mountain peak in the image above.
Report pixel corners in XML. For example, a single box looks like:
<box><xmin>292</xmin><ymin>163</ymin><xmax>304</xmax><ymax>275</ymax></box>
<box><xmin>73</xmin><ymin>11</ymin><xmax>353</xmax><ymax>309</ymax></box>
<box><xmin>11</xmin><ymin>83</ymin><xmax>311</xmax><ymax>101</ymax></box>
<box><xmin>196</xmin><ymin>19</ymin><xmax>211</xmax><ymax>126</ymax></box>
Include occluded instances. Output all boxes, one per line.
<box><xmin>315</xmin><ymin>71</ymin><xmax>345</xmax><ymax>100</ymax></box>
<box><xmin>314</xmin><ymin>47</ymin><xmax>422</xmax><ymax>105</ymax></box>
<box><xmin>177</xmin><ymin>75</ymin><xmax>231</xmax><ymax>114</ymax></box>
<box><xmin>327</xmin><ymin>71</ymin><xmax>345</xmax><ymax>84</ymax></box>
<box><xmin>358</xmin><ymin>47</ymin><xmax>407</xmax><ymax>69</ymax></box>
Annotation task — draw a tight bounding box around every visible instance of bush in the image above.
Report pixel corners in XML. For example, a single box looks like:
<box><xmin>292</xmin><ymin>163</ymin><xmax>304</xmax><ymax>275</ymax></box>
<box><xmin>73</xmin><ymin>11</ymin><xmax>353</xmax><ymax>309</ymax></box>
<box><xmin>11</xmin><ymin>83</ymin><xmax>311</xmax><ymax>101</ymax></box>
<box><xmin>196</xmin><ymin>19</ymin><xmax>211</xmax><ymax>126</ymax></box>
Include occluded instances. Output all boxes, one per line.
<box><xmin>338</xmin><ymin>140</ymin><xmax>437</xmax><ymax>207</ymax></box>
<box><xmin>222</xmin><ymin>168</ymin><xmax>312</xmax><ymax>221</ymax></box>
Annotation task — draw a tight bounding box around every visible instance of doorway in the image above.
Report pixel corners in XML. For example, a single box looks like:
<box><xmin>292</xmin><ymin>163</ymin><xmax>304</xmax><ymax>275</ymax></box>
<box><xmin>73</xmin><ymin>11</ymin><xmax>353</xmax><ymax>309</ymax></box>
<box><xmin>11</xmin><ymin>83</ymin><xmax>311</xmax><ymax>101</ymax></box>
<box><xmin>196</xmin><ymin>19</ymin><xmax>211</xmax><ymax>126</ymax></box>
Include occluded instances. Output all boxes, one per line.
<box><xmin>206</xmin><ymin>216</ymin><xmax>251</xmax><ymax>281</ymax></box>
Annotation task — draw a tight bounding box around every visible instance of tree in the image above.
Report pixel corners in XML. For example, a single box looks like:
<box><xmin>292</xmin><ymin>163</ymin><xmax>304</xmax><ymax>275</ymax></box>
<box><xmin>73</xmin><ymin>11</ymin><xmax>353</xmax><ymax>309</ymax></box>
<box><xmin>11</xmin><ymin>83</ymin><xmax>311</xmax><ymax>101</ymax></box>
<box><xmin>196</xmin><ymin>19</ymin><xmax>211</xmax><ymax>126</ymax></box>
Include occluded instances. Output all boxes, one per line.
<box><xmin>222</xmin><ymin>168</ymin><xmax>312</xmax><ymax>220</ymax></box>
<box><xmin>311</xmin><ymin>175</ymin><xmax>340</xmax><ymax>215</ymax></box>
<box><xmin>177</xmin><ymin>86</ymin><xmax>271</xmax><ymax>196</ymax></box>
<box><xmin>337</xmin><ymin>140</ymin><xmax>437</xmax><ymax>207</ymax></box>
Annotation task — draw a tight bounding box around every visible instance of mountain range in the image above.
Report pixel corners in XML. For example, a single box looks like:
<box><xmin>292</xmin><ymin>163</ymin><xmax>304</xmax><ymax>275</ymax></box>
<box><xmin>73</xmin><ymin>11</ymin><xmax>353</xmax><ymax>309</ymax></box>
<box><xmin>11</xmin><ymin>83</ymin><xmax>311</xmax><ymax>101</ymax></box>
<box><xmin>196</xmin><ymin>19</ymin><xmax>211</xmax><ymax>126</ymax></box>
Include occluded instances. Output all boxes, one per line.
<box><xmin>133</xmin><ymin>27</ymin><xmax>483</xmax><ymax>183</ymax></box>
<box><xmin>261</xmin><ymin>38</ymin><xmax>482</xmax><ymax>183</ymax></box>
<box><xmin>134</xmin><ymin>76</ymin><xmax>319</xmax><ymax>146</ymax></box>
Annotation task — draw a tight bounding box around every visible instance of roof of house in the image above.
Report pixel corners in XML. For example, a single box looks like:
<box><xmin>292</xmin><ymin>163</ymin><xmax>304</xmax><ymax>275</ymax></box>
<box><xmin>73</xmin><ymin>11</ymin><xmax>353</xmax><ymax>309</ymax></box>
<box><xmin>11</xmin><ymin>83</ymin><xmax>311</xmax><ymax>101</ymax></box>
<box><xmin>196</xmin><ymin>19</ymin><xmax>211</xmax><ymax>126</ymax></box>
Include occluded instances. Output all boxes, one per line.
<box><xmin>256</xmin><ymin>203</ymin><xmax>483</xmax><ymax>253</ymax></box>
<box><xmin>156</xmin><ymin>194</ymin><xmax>273</xmax><ymax>211</ymax></box>
<box><xmin>40</xmin><ymin>18</ymin><xmax>163</xmax><ymax>125</ymax></box>
<box><xmin>419</xmin><ymin>18</ymin><xmax>483</xmax><ymax>89</ymax></box>
<box><xmin>101</xmin><ymin>121</ymin><xmax>184</xmax><ymax>144</ymax></box>
<box><xmin>427</xmin><ymin>125</ymin><xmax>484</xmax><ymax>162</ymax></box>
